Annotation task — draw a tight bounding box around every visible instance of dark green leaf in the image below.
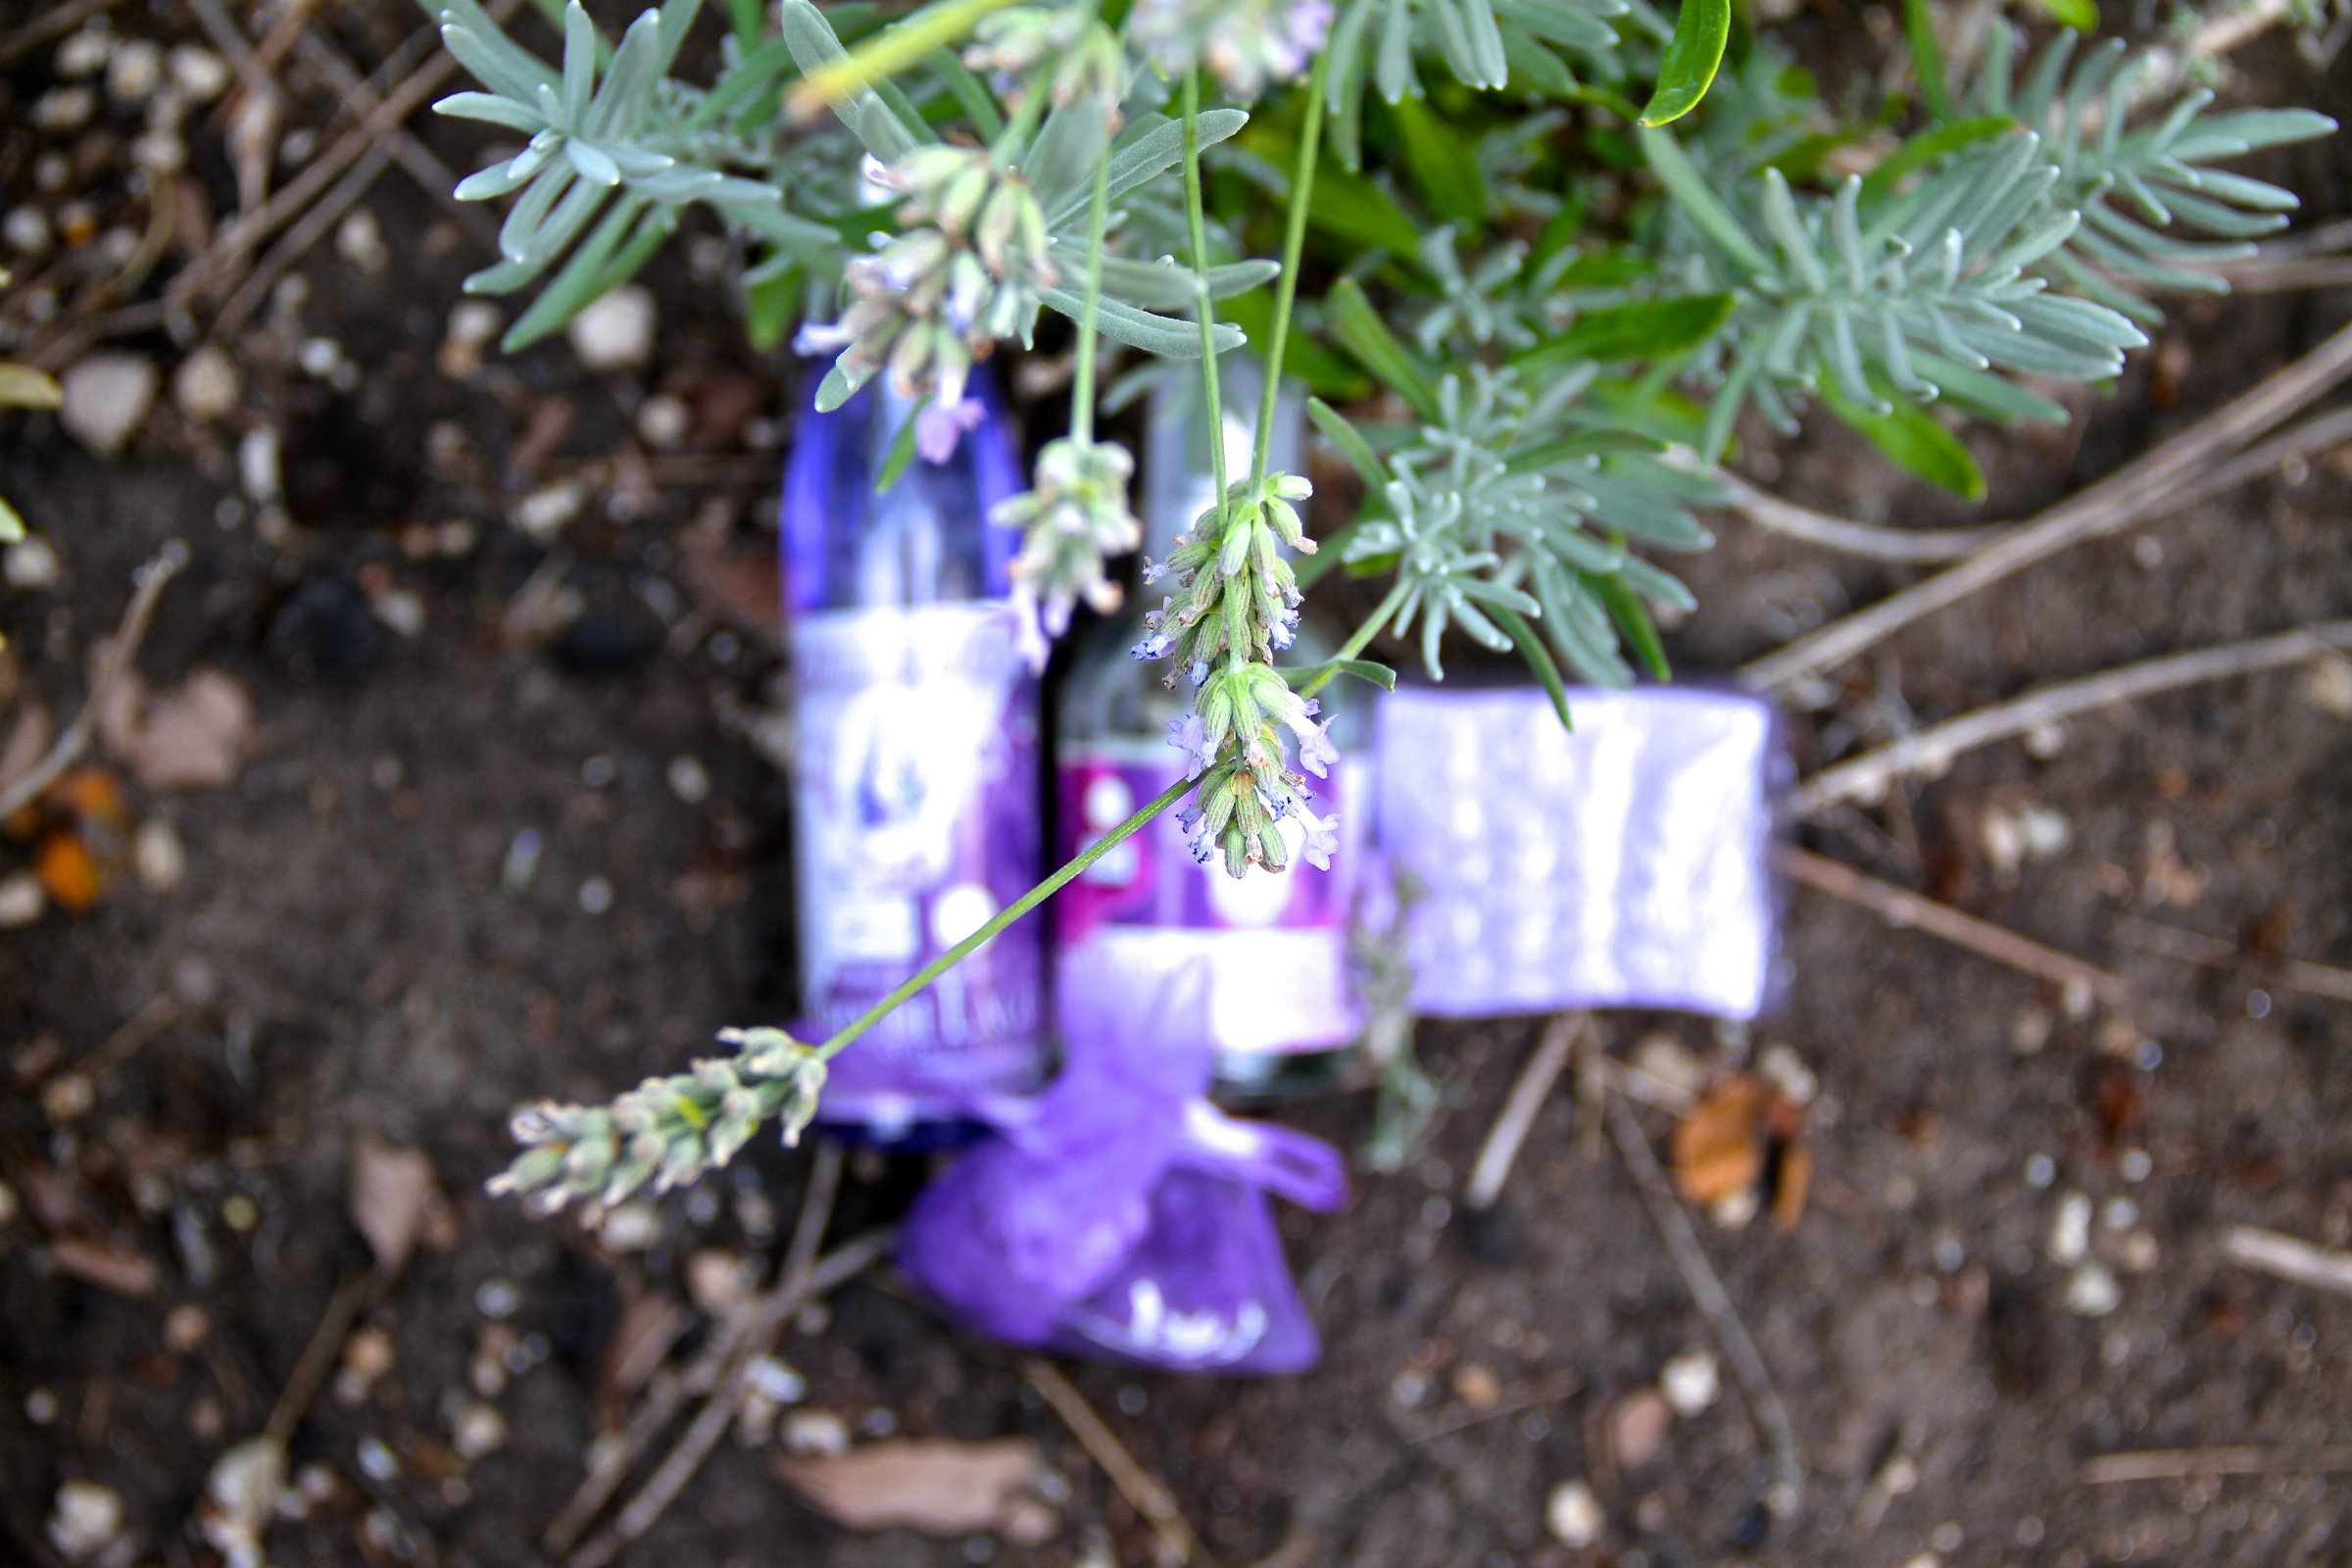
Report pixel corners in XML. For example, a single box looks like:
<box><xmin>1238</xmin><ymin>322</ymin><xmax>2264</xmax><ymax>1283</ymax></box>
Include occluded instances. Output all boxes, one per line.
<box><xmin>1286</xmin><ymin>657</ymin><xmax>1397</xmax><ymax>691</ymax></box>
<box><xmin>1223</xmin><ymin>292</ymin><xmax>1373</xmax><ymax>400</ymax></box>
<box><xmin>1236</xmin><ymin>122</ymin><xmax>1422</xmax><ymax>254</ymax></box>
<box><xmin>745</xmin><ymin>264</ymin><xmax>801</xmax><ymax>350</ymax></box>
<box><xmin>874</xmin><ymin>392</ymin><xmax>931</xmax><ymax>492</ymax></box>
<box><xmin>1491</xmin><ymin>604</ymin><xmax>1573</xmax><ymax>730</ymax></box>
<box><xmin>1392</xmin><ymin>96</ymin><xmax>1489</xmax><ymax>230</ymax></box>
<box><xmin>1307</xmin><ymin>397</ymin><xmax>1389</xmax><ymax>488</ymax></box>
<box><xmin>1589</xmin><ymin>565</ymin><xmax>1670</xmax><ymax>679</ymax></box>
<box><xmin>1638</xmin><ymin>0</ymin><xmax>1731</xmax><ymax>126</ymax></box>
<box><xmin>1512</xmin><ymin>293</ymin><xmax>1735</xmax><ymax>371</ymax></box>
<box><xmin>1324</xmin><ymin>277</ymin><xmax>1442</xmax><ymax>421</ymax></box>
<box><xmin>1820</xmin><ymin>378</ymin><xmax>1987</xmax><ymax>500</ymax></box>
<box><xmin>1899</xmin><ymin>0</ymin><xmax>1953</xmax><ymax>122</ymax></box>
<box><xmin>2029</xmin><ymin>0</ymin><xmax>2099</xmax><ymax>30</ymax></box>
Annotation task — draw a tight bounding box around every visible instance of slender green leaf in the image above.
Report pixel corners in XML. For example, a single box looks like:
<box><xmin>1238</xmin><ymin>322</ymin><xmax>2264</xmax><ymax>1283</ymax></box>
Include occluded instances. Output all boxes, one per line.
<box><xmin>1900</xmin><ymin>0</ymin><xmax>1953</xmax><ymax>121</ymax></box>
<box><xmin>1306</xmin><ymin>396</ymin><xmax>1388</xmax><ymax>487</ymax></box>
<box><xmin>1820</xmin><ymin>378</ymin><xmax>1987</xmax><ymax>499</ymax></box>
<box><xmin>874</xmin><ymin>392</ymin><xmax>931</xmax><ymax>492</ymax></box>
<box><xmin>1491</xmin><ymin>604</ymin><xmax>1573</xmax><ymax>730</ymax></box>
<box><xmin>1225</xmin><ymin>294</ymin><xmax>1371</xmax><ymax>399</ymax></box>
<box><xmin>2029</xmin><ymin>0</ymin><xmax>2099</xmax><ymax>29</ymax></box>
<box><xmin>1324</xmin><ymin>277</ymin><xmax>1441</xmax><ymax>420</ymax></box>
<box><xmin>1513</xmin><ymin>294</ymin><xmax>1735</xmax><ymax>371</ymax></box>
<box><xmin>1638</xmin><ymin>0</ymin><xmax>1731</xmax><ymax>126</ymax></box>
<box><xmin>1589</xmin><ymin>564</ymin><xmax>1669</xmax><ymax>679</ymax></box>
<box><xmin>1392</xmin><ymin>96</ymin><xmax>1489</xmax><ymax>230</ymax></box>
<box><xmin>1284</xmin><ymin>657</ymin><xmax>1397</xmax><ymax>692</ymax></box>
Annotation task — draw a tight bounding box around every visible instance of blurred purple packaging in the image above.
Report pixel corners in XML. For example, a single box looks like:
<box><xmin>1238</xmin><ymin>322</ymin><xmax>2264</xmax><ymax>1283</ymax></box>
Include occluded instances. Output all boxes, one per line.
<box><xmin>897</xmin><ymin>965</ymin><xmax>1348</xmax><ymax>1373</ymax></box>
<box><xmin>1372</xmin><ymin>685</ymin><xmax>1780</xmax><ymax>1020</ymax></box>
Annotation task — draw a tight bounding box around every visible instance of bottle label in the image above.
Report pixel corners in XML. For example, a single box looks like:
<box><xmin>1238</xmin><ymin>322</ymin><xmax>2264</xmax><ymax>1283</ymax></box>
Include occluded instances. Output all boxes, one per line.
<box><xmin>791</xmin><ymin>602</ymin><xmax>1045</xmax><ymax>1115</ymax></box>
<box><xmin>1054</xmin><ymin>740</ymin><xmax>1361</xmax><ymax>1055</ymax></box>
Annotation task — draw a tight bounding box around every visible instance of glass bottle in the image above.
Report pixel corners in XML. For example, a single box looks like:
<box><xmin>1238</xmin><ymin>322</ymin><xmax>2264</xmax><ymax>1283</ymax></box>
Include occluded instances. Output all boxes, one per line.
<box><xmin>1054</xmin><ymin>360</ymin><xmax>1369</xmax><ymax>1098</ymax></box>
<box><xmin>780</xmin><ymin>368</ymin><xmax>1048</xmax><ymax>1138</ymax></box>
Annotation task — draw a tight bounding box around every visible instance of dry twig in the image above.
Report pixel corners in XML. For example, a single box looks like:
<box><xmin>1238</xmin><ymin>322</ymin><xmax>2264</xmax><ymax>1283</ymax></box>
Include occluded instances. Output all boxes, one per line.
<box><xmin>0</xmin><ymin>541</ymin><xmax>186</xmax><ymax>821</ymax></box>
<box><xmin>0</xmin><ymin>0</ymin><xmax>127</xmax><ymax>67</ymax></box>
<box><xmin>1399</xmin><ymin>1367</ymin><xmax>1582</xmax><ymax>1444</ymax></box>
<box><xmin>1463</xmin><ymin>1012</ymin><xmax>1586</xmax><ymax>1210</ymax></box>
<box><xmin>568</xmin><ymin>1152</ymin><xmax>876</xmax><ymax>1568</ymax></box>
<box><xmin>2083</xmin><ymin>1446</ymin><xmax>2352</xmax><ymax>1485</ymax></box>
<box><xmin>2221</xmin><ymin>1225</ymin><xmax>2352</xmax><ymax>1298</ymax></box>
<box><xmin>1603</xmin><ymin>1088</ymin><xmax>1804</xmax><ymax>1517</ymax></box>
<box><xmin>265</xmin><ymin>1269</ymin><xmax>368</xmax><ymax>1448</ymax></box>
<box><xmin>1741</xmin><ymin>321</ymin><xmax>2352</xmax><ymax>691</ymax></box>
<box><xmin>1776</xmin><ymin>845</ymin><xmax>2132</xmax><ymax>1006</ymax></box>
<box><xmin>1020</xmin><ymin>1356</ymin><xmax>1200</xmax><ymax>1568</ymax></box>
<box><xmin>2106</xmin><ymin>911</ymin><xmax>2352</xmax><ymax>1006</ymax></box>
<box><xmin>1789</xmin><ymin>621</ymin><xmax>2352</xmax><ymax>816</ymax></box>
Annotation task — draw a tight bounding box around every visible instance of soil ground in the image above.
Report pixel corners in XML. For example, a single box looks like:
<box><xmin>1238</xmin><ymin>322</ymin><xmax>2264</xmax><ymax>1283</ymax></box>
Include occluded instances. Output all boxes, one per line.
<box><xmin>3</xmin><ymin>6</ymin><xmax>2352</xmax><ymax>1568</ymax></box>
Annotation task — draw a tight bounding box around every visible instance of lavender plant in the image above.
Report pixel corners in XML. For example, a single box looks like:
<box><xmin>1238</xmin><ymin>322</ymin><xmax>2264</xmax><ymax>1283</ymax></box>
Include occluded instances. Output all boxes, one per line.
<box><xmin>415</xmin><ymin>0</ymin><xmax>2334</xmax><ymax>1209</ymax></box>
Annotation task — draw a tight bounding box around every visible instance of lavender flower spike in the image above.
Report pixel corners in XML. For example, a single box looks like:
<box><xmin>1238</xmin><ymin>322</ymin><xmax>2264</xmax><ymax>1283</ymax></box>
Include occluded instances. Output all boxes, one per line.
<box><xmin>1127</xmin><ymin>0</ymin><xmax>1332</xmax><ymax>99</ymax></box>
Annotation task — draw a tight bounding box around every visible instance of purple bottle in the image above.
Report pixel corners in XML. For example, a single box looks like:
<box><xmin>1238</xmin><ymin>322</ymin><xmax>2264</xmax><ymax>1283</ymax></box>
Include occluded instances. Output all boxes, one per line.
<box><xmin>781</xmin><ymin>370</ymin><xmax>1048</xmax><ymax>1136</ymax></box>
<box><xmin>1053</xmin><ymin>361</ymin><xmax>1368</xmax><ymax>1096</ymax></box>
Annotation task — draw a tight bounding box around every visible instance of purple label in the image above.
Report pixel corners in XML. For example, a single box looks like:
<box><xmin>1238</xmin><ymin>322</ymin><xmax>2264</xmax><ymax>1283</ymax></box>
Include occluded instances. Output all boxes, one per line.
<box><xmin>792</xmin><ymin>603</ymin><xmax>1047</xmax><ymax>1121</ymax></box>
<box><xmin>1054</xmin><ymin>742</ymin><xmax>1362</xmax><ymax>1055</ymax></box>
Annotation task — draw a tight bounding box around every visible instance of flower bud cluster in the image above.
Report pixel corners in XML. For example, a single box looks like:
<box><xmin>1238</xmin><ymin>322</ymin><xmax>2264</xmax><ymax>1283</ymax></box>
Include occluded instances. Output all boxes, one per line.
<box><xmin>796</xmin><ymin>147</ymin><xmax>1056</xmax><ymax>421</ymax></box>
<box><xmin>964</xmin><ymin>6</ymin><xmax>1127</xmax><ymax>115</ymax></box>
<box><xmin>487</xmin><ymin>1028</ymin><xmax>825</xmax><ymax>1215</ymax></box>
<box><xmin>1131</xmin><ymin>470</ymin><xmax>1314</xmax><ymax>682</ymax></box>
<box><xmin>993</xmin><ymin>435</ymin><xmax>1143</xmax><ymax>667</ymax></box>
<box><xmin>1126</xmin><ymin>0</ymin><xmax>1332</xmax><ymax>100</ymax></box>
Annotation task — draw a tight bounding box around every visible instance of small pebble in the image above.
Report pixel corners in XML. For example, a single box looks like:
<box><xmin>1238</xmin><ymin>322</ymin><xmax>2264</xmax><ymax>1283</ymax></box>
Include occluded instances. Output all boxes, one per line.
<box><xmin>685</xmin><ymin>1249</ymin><xmax>754</xmax><ymax>1313</ymax></box>
<box><xmin>514</xmin><ymin>481</ymin><xmax>584</xmax><ymax>540</ymax></box>
<box><xmin>2101</xmin><ymin>1198</ymin><xmax>2138</xmax><ymax>1232</ymax></box>
<box><xmin>2065</xmin><ymin>1262</ymin><xmax>2122</xmax><ymax>1317</ymax></box>
<box><xmin>747</xmin><ymin>1356</ymin><xmax>807</xmax><ymax>1403</ymax></box>
<box><xmin>2120</xmin><ymin>1148</ymin><xmax>2152</xmax><ymax>1182</ymax></box>
<box><xmin>25</xmin><ymin>1388</ymin><xmax>61</xmax><ymax>1423</ymax></box>
<box><xmin>105</xmin><ymin>38</ymin><xmax>162</xmax><ymax>104</ymax></box>
<box><xmin>134</xmin><ymin>819</ymin><xmax>185</xmax><ymax>893</ymax></box>
<box><xmin>783</xmin><ymin>1408</ymin><xmax>849</xmax><ymax>1458</ymax></box>
<box><xmin>2023</xmin><ymin>1152</ymin><xmax>2056</xmax><ymax>1189</ymax></box>
<box><xmin>336</xmin><ymin>211</ymin><xmax>387</xmax><ymax>274</ymax></box>
<box><xmin>238</xmin><ymin>426</ymin><xmax>282</xmax><ymax>504</ymax></box>
<box><xmin>566</xmin><ymin>285</ymin><xmax>657</xmax><ymax>372</ymax></box>
<box><xmin>598</xmin><ymin>1200</ymin><xmax>660</xmax><ymax>1251</ymax></box>
<box><xmin>1659</xmin><ymin>1348</ymin><xmax>1719</xmax><ymax>1415</ymax></box>
<box><xmin>5</xmin><ymin>207</ymin><xmax>53</xmax><ymax>258</ymax></box>
<box><xmin>1755</xmin><ymin>1043</ymin><xmax>1816</xmax><ymax>1104</ymax></box>
<box><xmin>56</xmin><ymin>30</ymin><xmax>113</xmax><ymax>76</ymax></box>
<box><xmin>666</xmin><ymin>756</ymin><xmax>710</xmax><ymax>804</ymax></box>
<box><xmin>6</xmin><ymin>535</ymin><xmax>64</xmax><ymax>590</ymax></box>
<box><xmin>59</xmin><ymin>353</ymin><xmax>158</xmax><ymax>457</ymax></box>
<box><xmin>33</xmin><ymin>87</ymin><xmax>98</xmax><ymax>133</ymax></box>
<box><xmin>164</xmin><ymin>1303</ymin><xmax>210</xmax><ymax>1352</ymax></box>
<box><xmin>222</xmin><ymin>1194</ymin><xmax>259</xmax><ymax>1231</ymax></box>
<box><xmin>356</xmin><ymin>1436</ymin><xmax>398</xmax><ymax>1481</ymax></box>
<box><xmin>452</xmin><ymin>1402</ymin><xmax>507</xmax><ymax>1459</ymax></box>
<box><xmin>296</xmin><ymin>338</ymin><xmax>343</xmax><ymax>379</ymax></box>
<box><xmin>1449</xmin><ymin>1361</ymin><xmax>1500</xmax><ymax>1409</ymax></box>
<box><xmin>47</xmin><ymin>1481</ymin><xmax>123</xmax><ymax>1562</ymax></box>
<box><xmin>2119</xmin><ymin>1230</ymin><xmax>2160</xmax><ymax>1273</ymax></box>
<box><xmin>578</xmin><ymin>876</ymin><xmax>613</xmax><ymax>914</ymax></box>
<box><xmin>168</xmin><ymin>45</ymin><xmax>230</xmax><ymax>102</ymax></box>
<box><xmin>1544</xmin><ymin>1480</ymin><xmax>1602</xmax><ymax>1548</ymax></box>
<box><xmin>2049</xmin><ymin>1192</ymin><xmax>2092</xmax><ymax>1265</ymax></box>
<box><xmin>0</xmin><ymin>872</ymin><xmax>46</xmax><ymax>927</ymax></box>
<box><xmin>636</xmin><ymin>394</ymin><xmax>691</xmax><ymax>449</ymax></box>
<box><xmin>172</xmin><ymin>345</ymin><xmax>241</xmax><ymax>422</ymax></box>
<box><xmin>473</xmin><ymin>1278</ymin><xmax>521</xmax><ymax>1318</ymax></box>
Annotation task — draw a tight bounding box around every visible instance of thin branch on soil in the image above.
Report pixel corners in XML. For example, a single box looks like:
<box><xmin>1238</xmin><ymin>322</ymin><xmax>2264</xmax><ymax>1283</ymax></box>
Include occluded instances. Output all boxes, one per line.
<box><xmin>1603</xmin><ymin>1087</ymin><xmax>1804</xmax><ymax>1518</ymax></box>
<box><xmin>71</xmin><ymin>993</ymin><xmax>183</xmax><ymax>1081</ymax></box>
<box><xmin>1463</xmin><ymin>1012</ymin><xmax>1586</xmax><ymax>1210</ymax></box>
<box><xmin>1740</xmin><ymin>320</ymin><xmax>2352</xmax><ymax>691</ymax></box>
<box><xmin>291</xmin><ymin>31</ymin><xmax>500</xmax><ymax>249</ymax></box>
<box><xmin>2220</xmin><ymin>1226</ymin><xmax>2352</xmax><ymax>1298</ymax></box>
<box><xmin>0</xmin><ymin>541</ymin><xmax>186</xmax><ymax>822</ymax></box>
<box><xmin>567</xmin><ymin>1170</ymin><xmax>879</xmax><ymax>1568</ymax></box>
<box><xmin>0</xmin><ymin>0</ymin><xmax>127</xmax><ymax>67</ymax></box>
<box><xmin>2082</xmin><ymin>1446</ymin><xmax>2352</xmax><ymax>1484</ymax></box>
<box><xmin>1399</xmin><ymin>1367</ymin><xmax>1583</xmax><ymax>1444</ymax></box>
<box><xmin>1710</xmin><ymin>403</ymin><xmax>2352</xmax><ymax>565</ymax></box>
<box><xmin>546</xmin><ymin>1148</ymin><xmax>846</xmax><ymax>1549</ymax></box>
<box><xmin>1788</xmin><ymin>620</ymin><xmax>2352</xmax><ymax>816</ymax></box>
<box><xmin>1776</xmin><ymin>845</ymin><xmax>2132</xmax><ymax>1007</ymax></box>
<box><xmin>2105</xmin><ymin>910</ymin><xmax>2352</xmax><ymax>1006</ymax></box>
<box><xmin>264</xmin><ymin>1268</ymin><xmax>368</xmax><ymax>1448</ymax></box>
<box><xmin>1020</xmin><ymin>1356</ymin><xmax>1200</xmax><ymax>1568</ymax></box>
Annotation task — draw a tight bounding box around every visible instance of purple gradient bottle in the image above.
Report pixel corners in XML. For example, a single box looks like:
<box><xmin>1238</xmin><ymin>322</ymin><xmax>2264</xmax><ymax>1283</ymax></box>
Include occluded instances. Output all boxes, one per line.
<box><xmin>1053</xmin><ymin>361</ymin><xmax>1369</xmax><ymax>1096</ymax></box>
<box><xmin>781</xmin><ymin>369</ymin><xmax>1047</xmax><ymax>1136</ymax></box>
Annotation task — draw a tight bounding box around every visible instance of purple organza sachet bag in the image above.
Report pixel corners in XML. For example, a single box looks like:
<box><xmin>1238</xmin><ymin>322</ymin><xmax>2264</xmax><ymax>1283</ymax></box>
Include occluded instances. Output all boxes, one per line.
<box><xmin>898</xmin><ymin>963</ymin><xmax>1348</xmax><ymax>1374</ymax></box>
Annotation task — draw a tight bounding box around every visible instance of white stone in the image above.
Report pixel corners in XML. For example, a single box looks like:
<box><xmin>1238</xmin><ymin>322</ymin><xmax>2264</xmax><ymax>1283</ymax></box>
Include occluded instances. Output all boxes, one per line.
<box><xmin>514</xmin><ymin>480</ymin><xmax>584</xmax><ymax>540</ymax></box>
<box><xmin>172</xmin><ymin>345</ymin><xmax>241</xmax><ymax>422</ymax></box>
<box><xmin>2308</xmin><ymin>655</ymin><xmax>2352</xmax><ymax>719</ymax></box>
<box><xmin>452</xmin><ymin>1403</ymin><xmax>508</xmax><ymax>1459</ymax></box>
<box><xmin>296</xmin><ymin>337</ymin><xmax>343</xmax><ymax>379</ymax></box>
<box><xmin>566</xmin><ymin>285</ymin><xmax>657</xmax><ymax>372</ymax></box>
<box><xmin>635</xmin><ymin>393</ymin><xmax>690</xmax><ymax>449</ymax></box>
<box><xmin>33</xmin><ymin>87</ymin><xmax>97</xmax><ymax>132</ymax></box>
<box><xmin>2048</xmin><ymin>1192</ymin><xmax>2092</xmax><ymax>1265</ymax></box>
<box><xmin>1659</xmin><ymin>1349</ymin><xmax>1720</xmax><ymax>1416</ymax></box>
<box><xmin>105</xmin><ymin>38</ymin><xmax>163</xmax><ymax>105</ymax></box>
<box><xmin>59</xmin><ymin>353</ymin><xmax>159</xmax><ymax>457</ymax></box>
<box><xmin>168</xmin><ymin>46</ymin><xmax>231</xmax><ymax>102</ymax></box>
<box><xmin>238</xmin><ymin>426</ymin><xmax>282</xmax><ymax>504</ymax></box>
<box><xmin>782</xmin><ymin>1408</ymin><xmax>849</xmax><ymax>1458</ymax></box>
<box><xmin>47</xmin><ymin>1481</ymin><xmax>123</xmax><ymax>1562</ymax></box>
<box><xmin>597</xmin><ymin>1200</ymin><xmax>661</xmax><ymax>1251</ymax></box>
<box><xmin>1544</xmin><ymin>1480</ymin><xmax>1602</xmax><ymax>1548</ymax></box>
<box><xmin>2065</xmin><ymin>1263</ymin><xmax>2122</xmax><ymax>1317</ymax></box>
<box><xmin>335</xmin><ymin>210</ymin><xmax>387</xmax><ymax>274</ymax></box>
<box><xmin>134</xmin><ymin>818</ymin><xmax>185</xmax><ymax>892</ymax></box>
<box><xmin>6</xmin><ymin>535</ymin><xmax>63</xmax><ymax>590</ymax></box>
<box><xmin>56</xmin><ymin>30</ymin><xmax>113</xmax><ymax>77</ymax></box>
<box><xmin>0</xmin><ymin>872</ymin><xmax>44</xmax><ymax>927</ymax></box>
<box><xmin>5</xmin><ymin>208</ymin><xmax>53</xmax><ymax>258</ymax></box>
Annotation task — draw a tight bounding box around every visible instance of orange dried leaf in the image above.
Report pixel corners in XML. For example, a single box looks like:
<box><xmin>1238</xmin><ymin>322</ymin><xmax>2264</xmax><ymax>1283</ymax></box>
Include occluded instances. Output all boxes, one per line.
<box><xmin>51</xmin><ymin>767</ymin><xmax>126</xmax><ymax>826</ymax></box>
<box><xmin>1771</xmin><ymin>1143</ymin><xmax>1813</xmax><ymax>1231</ymax></box>
<box><xmin>1671</xmin><ymin>1075</ymin><xmax>1765</xmax><ymax>1204</ymax></box>
<box><xmin>35</xmin><ymin>832</ymin><xmax>102</xmax><ymax>911</ymax></box>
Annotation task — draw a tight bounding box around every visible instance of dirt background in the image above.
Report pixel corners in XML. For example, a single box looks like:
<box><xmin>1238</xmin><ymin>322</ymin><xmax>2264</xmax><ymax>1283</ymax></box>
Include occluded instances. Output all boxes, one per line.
<box><xmin>4</xmin><ymin>3</ymin><xmax>2352</xmax><ymax>1567</ymax></box>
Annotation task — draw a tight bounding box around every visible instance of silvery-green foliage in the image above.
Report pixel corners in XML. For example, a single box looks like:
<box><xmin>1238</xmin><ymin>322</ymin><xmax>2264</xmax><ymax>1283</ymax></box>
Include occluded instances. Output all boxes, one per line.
<box><xmin>1411</xmin><ymin>228</ymin><xmax>1630</xmax><ymax>355</ymax></box>
<box><xmin>1321</xmin><ymin>0</ymin><xmax>1632</xmax><ymax>168</ymax></box>
<box><xmin>428</xmin><ymin>0</ymin><xmax>835</xmax><ymax>345</ymax></box>
<box><xmin>1959</xmin><ymin>27</ymin><xmax>2336</xmax><ymax>322</ymax></box>
<box><xmin>1342</xmin><ymin>368</ymin><xmax>1710</xmax><ymax>683</ymax></box>
<box><xmin>1647</xmin><ymin>125</ymin><xmax>2153</xmax><ymax>458</ymax></box>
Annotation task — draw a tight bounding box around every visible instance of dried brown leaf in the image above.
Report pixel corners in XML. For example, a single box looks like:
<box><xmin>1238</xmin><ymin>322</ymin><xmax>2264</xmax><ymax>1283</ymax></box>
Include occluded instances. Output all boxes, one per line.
<box><xmin>776</xmin><ymin>1438</ymin><xmax>1044</xmax><ymax>1536</ymax></box>
<box><xmin>349</xmin><ymin>1131</ymin><xmax>442</xmax><ymax>1276</ymax></box>
<box><xmin>1670</xmin><ymin>1076</ymin><xmax>1765</xmax><ymax>1205</ymax></box>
